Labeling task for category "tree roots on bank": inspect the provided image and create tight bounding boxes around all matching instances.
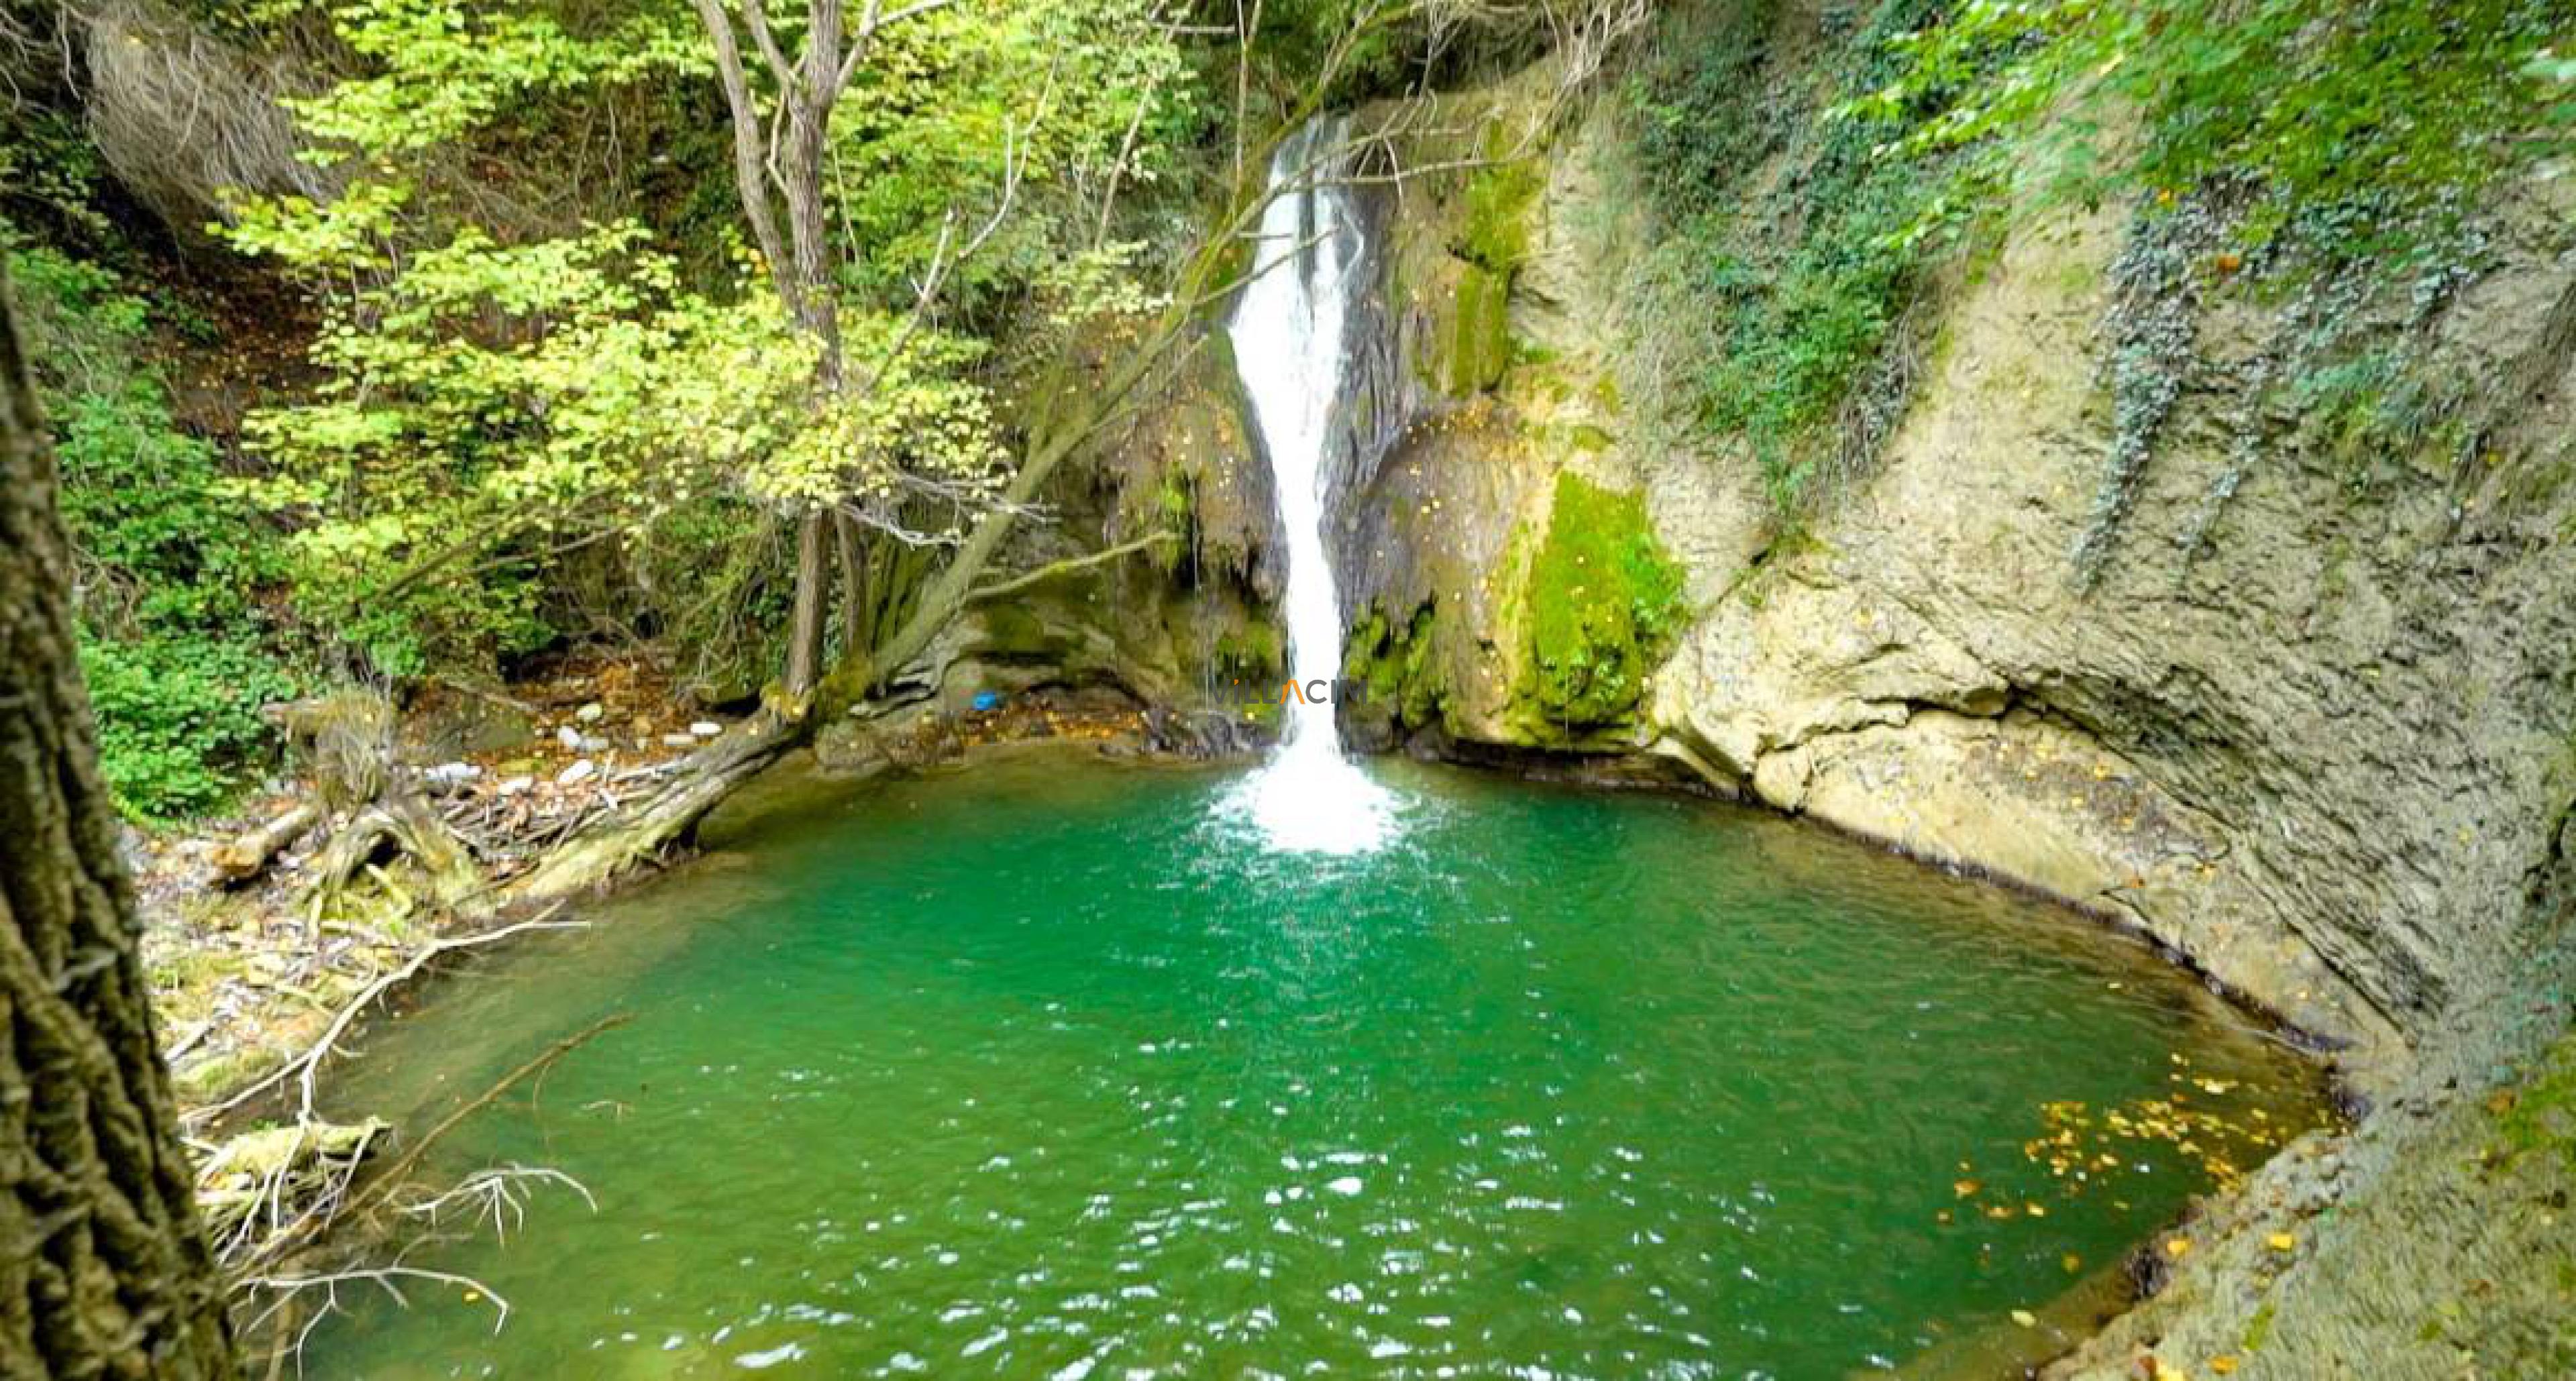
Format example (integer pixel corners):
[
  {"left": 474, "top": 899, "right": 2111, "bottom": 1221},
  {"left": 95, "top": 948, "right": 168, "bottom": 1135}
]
[
  {"left": 182, "top": 685, "right": 808, "bottom": 1361},
  {"left": 201, "top": 1010, "right": 633, "bottom": 1370}
]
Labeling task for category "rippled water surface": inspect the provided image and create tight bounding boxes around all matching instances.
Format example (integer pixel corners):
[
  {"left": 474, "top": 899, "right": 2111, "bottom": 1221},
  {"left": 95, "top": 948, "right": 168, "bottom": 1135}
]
[{"left": 310, "top": 753, "right": 2319, "bottom": 1378}]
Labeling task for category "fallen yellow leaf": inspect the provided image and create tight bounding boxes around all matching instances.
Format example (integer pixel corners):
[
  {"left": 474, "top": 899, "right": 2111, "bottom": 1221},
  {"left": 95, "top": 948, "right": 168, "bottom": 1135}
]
[
  {"left": 2211, "top": 1357, "right": 2238, "bottom": 1375},
  {"left": 2267, "top": 1232, "right": 2296, "bottom": 1252},
  {"left": 2165, "top": 1236, "right": 2193, "bottom": 1260}
]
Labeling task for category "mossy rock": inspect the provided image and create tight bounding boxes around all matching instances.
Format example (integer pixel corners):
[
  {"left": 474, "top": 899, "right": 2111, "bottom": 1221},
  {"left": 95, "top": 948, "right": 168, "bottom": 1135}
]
[
  {"left": 1511, "top": 472, "right": 1687, "bottom": 736},
  {"left": 1341, "top": 600, "right": 1448, "bottom": 735},
  {"left": 1452, "top": 146, "right": 1542, "bottom": 274},
  {"left": 1438, "top": 262, "right": 1513, "bottom": 396},
  {"left": 975, "top": 603, "right": 1084, "bottom": 659}
]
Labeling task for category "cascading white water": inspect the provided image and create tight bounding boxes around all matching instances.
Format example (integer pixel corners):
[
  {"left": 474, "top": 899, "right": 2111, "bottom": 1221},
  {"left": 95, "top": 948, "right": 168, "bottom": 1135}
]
[{"left": 1222, "top": 122, "right": 1396, "bottom": 854}]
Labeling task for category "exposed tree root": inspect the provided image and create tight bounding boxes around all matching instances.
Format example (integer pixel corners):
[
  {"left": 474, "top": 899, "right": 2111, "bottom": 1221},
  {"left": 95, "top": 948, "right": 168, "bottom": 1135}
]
[
  {"left": 305, "top": 792, "right": 483, "bottom": 931},
  {"left": 186, "top": 912, "right": 582, "bottom": 1134}
]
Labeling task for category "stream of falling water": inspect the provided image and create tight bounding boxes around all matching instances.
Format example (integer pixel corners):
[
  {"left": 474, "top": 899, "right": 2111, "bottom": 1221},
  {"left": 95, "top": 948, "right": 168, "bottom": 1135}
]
[{"left": 1222, "top": 121, "right": 1399, "bottom": 854}]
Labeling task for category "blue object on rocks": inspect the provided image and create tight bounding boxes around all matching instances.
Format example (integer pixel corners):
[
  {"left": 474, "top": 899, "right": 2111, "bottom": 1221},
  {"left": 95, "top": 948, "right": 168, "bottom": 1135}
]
[{"left": 971, "top": 691, "right": 1005, "bottom": 713}]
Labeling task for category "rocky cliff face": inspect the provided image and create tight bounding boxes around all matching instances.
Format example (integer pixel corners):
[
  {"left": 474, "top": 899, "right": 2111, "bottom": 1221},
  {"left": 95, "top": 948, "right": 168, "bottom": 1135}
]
[
  {"left": 1334, "top": 50, "right": 2576, "bottom": 1077},
  {"left": 1318, "top": 17, "right": 2576, "bottom": 1373}
]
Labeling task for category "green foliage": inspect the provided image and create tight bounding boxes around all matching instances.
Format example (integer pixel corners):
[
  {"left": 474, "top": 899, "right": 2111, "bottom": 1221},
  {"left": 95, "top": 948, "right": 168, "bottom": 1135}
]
[
  {"left": 1619, "top": 0, "right": 1957, "bottom": 514},
  {"left": 83, "top": 630, "right": 299, "bottom": 821},
  {"left": 1627, "top": 0, "right": 2572, "bottom": 545},
  {"left": 6, "top": 233, "right": 300, "bottom": 818},
  {"left": 213, "top": 0, "right": 1202, "bottom": 679},
  {"left": 1516, "top": 473, "right": 1685, "bottom": 733},
  {"left": 1625, "top": 0, "right": 1784, "bottom": 216},
  {"left": 832, "top": 0, "right": 1202, "bottom": 305},
  {"left": 1862, "top": 0, "right": 2576, "bottom": 258},
  {"left": 1854, "top": 1, "right": 2573, "bottom": 571}
]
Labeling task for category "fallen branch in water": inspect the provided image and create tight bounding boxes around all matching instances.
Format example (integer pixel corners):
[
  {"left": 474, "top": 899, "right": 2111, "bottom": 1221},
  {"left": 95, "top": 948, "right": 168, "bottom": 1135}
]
[
  {"left": 401, "top": 1163, "right": 596, "bottom": 1242},
  {"left": 189, "top": 908, "right": 582, "bottom": 1131},
  {"left": 221, "top": 1015, "right": 629, "bottom": 1364},
  {"left": 346, "top": 1013, "right": 635, "bottom": 1221},
  {"left": 241, "top": 1263, "right": 512, "bottom": 1365}
]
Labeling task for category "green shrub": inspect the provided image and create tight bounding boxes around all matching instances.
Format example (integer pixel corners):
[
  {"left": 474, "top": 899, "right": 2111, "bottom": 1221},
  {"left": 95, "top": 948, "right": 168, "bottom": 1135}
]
[
  {"left": 1619, "top": 0, "right": 1956, "bottom": 515},
  {"left": 7, "top": 232, "right": 302, "bottom": 818},
  {"left": 83, "top": 631, "right": 299, "bottom": 821}
]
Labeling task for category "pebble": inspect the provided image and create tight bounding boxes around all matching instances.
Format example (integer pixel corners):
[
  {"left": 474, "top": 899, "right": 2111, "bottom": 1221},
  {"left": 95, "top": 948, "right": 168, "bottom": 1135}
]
[
  {"left": 556, "top": 725, "right": 585, "bottom": 751},
  {"left": 690, "top": 720, "right": 722, "bottom": 738},
  {"left": 661, "top": 733, "right": 698, "bottom": 748},
  {"left": 498, "top": 775, "right": 535, "bottom": 797},
  {"left": 422, "top": 761, "right": 481, "bottom": 787},
  {"left": 576, "top": 702, "right": 605, "bottom": 724},
  {"left": 557, "top": 759, "right": 597, "bottom": 786}
]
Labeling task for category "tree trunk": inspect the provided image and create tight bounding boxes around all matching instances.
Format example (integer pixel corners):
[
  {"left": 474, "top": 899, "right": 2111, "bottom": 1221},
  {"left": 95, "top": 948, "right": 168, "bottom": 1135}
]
[
  {"left": 784, "top": 511, "right": 829, "bottom": 698},
  {"left": 834, "top": 511, "right": 867, "bottom": 658},
  {"left": 0, "top": 267, "right": 235, "bottom": 1375}
]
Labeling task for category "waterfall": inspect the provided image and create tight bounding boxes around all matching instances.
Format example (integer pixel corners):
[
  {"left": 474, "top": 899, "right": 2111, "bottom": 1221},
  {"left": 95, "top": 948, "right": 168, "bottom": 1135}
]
[{"left": 1222, "top": 121, "right": 1396, "bottom": 855}]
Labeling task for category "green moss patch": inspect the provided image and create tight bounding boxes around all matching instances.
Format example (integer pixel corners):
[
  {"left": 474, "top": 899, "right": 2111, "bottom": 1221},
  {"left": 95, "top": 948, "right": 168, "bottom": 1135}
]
[
  {"left": 1454, "top": 148, "right": 1542, "bottom": 274},
  {"left": 1439, "top": 263, "right": 1514, "bottom": 396},
  {"left": 1514, "top": 473, "right": 1687, "bottom": 734},
  {"left": 1342, "top": 601, "right": 1447, "bottom": 730},
  {"left": 2495, "top": 1025, "right": 2576, "bottom": 1171}
]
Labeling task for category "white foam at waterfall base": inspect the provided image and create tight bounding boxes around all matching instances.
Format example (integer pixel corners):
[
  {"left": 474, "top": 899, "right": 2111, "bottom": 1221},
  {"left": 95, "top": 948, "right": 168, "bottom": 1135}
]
[{"left": 1220, "top": 125, "right": 1397, "bottom": 855}]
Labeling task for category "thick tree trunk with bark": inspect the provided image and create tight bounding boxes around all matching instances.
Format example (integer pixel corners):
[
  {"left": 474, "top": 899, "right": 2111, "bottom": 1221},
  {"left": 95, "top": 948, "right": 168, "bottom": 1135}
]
[{"left": 0, "top": 268, "right": 235, "bottom": 1376}]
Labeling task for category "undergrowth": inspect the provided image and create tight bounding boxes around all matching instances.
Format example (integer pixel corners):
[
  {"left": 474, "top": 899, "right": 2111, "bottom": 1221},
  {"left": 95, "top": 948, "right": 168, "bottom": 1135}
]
[
  {"left": 1615, "top": 0, "right": 1961, "bottom": 518},
  {"left": 1619, "top": 0, "right": 2576, "bottom": 564},
  {"left": 7, "top": 230, "right": 301, "bottom": 819}
]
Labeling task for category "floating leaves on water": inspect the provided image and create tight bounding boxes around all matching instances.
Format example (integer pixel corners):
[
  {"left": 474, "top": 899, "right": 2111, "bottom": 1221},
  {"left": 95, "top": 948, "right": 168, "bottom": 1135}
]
[
  {"left": 2061, "top": 1253, "right": 2084, "bottom": 1274},
  {"left": 1953, "top": 1178, "right": 1982, "bottom": 1198},
  {"left": 2010, "top": 1309, "right": 2037, "bottom": 1327}
]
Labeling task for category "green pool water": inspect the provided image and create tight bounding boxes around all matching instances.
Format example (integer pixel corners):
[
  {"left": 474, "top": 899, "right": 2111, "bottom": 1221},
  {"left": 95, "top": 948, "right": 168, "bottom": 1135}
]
[{"left": 307, "top": 753, "right": 2320, "bottom": 1378}]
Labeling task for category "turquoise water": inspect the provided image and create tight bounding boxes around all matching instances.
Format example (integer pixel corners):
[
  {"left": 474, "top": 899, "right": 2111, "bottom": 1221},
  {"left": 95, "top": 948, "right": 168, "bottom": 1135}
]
[{"left": 308, "top": 753, "right": 2318, "bottom": 1378}]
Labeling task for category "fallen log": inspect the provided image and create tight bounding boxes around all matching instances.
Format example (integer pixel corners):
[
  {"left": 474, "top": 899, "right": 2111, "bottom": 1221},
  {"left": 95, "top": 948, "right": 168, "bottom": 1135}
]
[
  {"left": 506, "top": 710, "right": 800, "bottom": 904},
  {"left": 214, "top": 801, "right": 322, "bottom": 886}
]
